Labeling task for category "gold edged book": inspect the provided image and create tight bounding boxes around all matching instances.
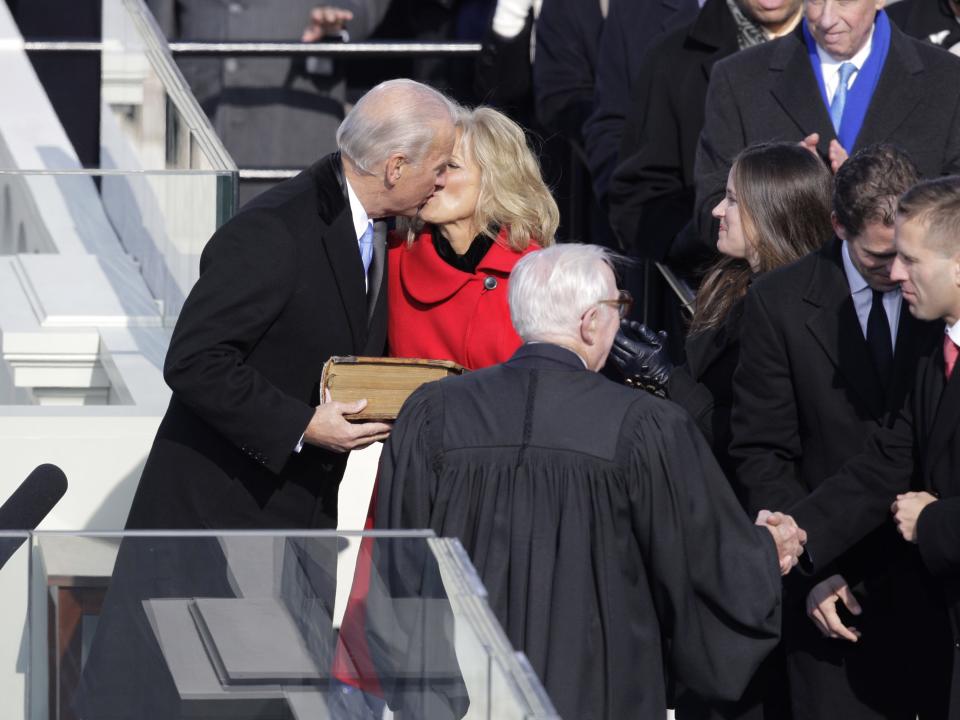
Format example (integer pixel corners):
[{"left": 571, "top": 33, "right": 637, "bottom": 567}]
[{"left": 320, "top": 356, "right": 467, "bottom": 421}]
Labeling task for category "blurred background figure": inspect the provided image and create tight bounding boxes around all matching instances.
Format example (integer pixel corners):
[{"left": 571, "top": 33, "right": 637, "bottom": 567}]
[
  {"left": 888, "top": 0, "right": 960, "bottom": 54},
  {"left": 388, "top": 106, "right": 557, "bottom": 370},
  {"left": 147, "top": 0, "right": 392, "bottom": 204},
  {"left": 583, "top": 0, "right": 698, "bottom": 210}
]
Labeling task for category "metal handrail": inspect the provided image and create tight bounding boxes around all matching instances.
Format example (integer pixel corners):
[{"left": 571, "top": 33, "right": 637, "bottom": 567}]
[
  {"left": 170, "top": 41, "right": 483, "bottom": 57},
  {"left": 17, "top": 40, "right": 483, "bottom": 57}
]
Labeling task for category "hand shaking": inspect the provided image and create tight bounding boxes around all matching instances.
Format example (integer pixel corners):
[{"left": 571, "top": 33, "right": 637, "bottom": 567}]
[{"left": 756, "top": 509, "right": 807, "bottom": 575}]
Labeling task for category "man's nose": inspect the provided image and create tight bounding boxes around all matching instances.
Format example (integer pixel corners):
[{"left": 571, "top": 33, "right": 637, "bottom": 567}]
[
  {"left": 889, "top": 257, "right": 906, "bottom": 282},
  {"left": 819, "top": 0, "right": 839, "bottom": 26}
]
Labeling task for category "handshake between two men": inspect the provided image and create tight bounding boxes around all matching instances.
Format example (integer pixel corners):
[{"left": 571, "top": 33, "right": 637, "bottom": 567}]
[{"left": 755, "top": 509, "right": 807, "bottom": 576}]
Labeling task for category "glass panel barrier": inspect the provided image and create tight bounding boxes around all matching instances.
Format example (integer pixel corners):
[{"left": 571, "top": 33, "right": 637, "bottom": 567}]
[
  {"left": 0, "top": 532, "right": 31, "bottom": 720},
  {"left": 20, "top": 531, "right": 558, "bottom": 720},
  {"left": 0, "top": 169, "right": 229, "bottom": 331},
  {"left": 0, "top": 0, "right": 237, "bottom": 327}
]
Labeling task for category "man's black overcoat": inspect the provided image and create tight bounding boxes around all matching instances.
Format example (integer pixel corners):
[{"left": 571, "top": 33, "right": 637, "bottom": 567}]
[
  {"left": 127, "top": 152, "right": 387, "bottom": 530},
  {"left": 789, "top": 325, "right": 960, "bottom": 717},
  {"left": 730, "top": 238, "right": 947, "bottom": 717}
]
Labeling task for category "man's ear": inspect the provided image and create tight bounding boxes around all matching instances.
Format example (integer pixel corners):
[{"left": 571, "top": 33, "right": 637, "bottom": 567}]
[
  {"left": 385, "top": 154, "right": 405, "bottom": 186},
  {"left": 831, "top": 212, "right": 848, "bottom": 242},
  {"left": 580, "top": 306, "right": 599, "bottom": 346}
]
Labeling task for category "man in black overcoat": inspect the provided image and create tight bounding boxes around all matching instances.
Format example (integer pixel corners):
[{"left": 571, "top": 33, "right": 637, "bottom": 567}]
[
  {"left": 783, "top": 176, "right": 960, "bottom": 717},
  {"left": 74, "top": 79, "right": 457, "bottom": 720},
  {"left": 692, "top": 0, "right": 960, "bottom": 255},
  {"left": 730, "top": 145, "right": 945, "bottom": 718},
  {"left": 126, "top": 79, "right": 457, "bottom": 532}
]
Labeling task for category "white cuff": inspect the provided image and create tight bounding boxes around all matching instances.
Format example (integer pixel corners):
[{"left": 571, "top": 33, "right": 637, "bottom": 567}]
[{"left": 492, "top": 0, "right": 533, "bottom": 38}]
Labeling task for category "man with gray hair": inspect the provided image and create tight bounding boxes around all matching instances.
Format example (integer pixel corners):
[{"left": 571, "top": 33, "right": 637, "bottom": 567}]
[
  {"left": 127, "top": 78, "right": 457, "bottom": 532},
  {"left": 74, "top": 79, "right": 456, "bottom": 720},
  {"left": 374, "top": 243, "right": 805, "bottom": 719}
]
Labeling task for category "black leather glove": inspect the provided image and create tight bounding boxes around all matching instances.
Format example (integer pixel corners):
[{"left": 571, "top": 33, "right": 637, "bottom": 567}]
[{"left": 609, "top": 320, "right": 675, "bottom": 395}]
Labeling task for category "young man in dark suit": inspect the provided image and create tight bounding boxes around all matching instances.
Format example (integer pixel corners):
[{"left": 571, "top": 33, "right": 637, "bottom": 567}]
[
  {"left": 730, "top": 144, "right": 943, "bottom": 719},
  {"left": 785, "top": 175, "right": 960, "bottom": 718},
  {"left": 692, "top": 0, "right": 960, "bottom": 255},
  {"left": 126, "top": 78, "right": 458, "bottom": 532}
]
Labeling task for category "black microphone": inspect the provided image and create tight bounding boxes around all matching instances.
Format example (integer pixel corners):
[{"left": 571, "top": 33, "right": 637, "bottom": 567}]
[{"left": 0, "top": 464, "right": 68, "bottom": 569}]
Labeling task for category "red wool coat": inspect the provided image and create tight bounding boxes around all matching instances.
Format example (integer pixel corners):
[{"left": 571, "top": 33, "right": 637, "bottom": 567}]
[{"left": 387, "top": 227, "right": 540, "bottom": 369}]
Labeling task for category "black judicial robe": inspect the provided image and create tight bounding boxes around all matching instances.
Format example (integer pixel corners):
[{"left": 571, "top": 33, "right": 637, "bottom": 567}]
[{"left": 375, "top": 342, "right": 784, "bottom": 720}]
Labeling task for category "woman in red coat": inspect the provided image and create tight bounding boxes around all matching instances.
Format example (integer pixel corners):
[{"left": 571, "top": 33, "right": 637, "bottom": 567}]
[{"left": 388, "top": 106, "right": 558, "bottom": 369}]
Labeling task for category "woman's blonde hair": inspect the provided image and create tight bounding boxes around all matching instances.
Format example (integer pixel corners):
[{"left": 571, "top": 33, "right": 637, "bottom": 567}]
[{"left": 401, "top": 106, "right": 558, "bottom": 250}]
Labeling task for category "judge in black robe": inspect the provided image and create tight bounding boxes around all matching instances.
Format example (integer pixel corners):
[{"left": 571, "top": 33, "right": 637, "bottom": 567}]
[
  {"left": 375, "top": 342, "right": 787, "bottom": 719},
  {"left": 371, "top": 244, "right": 797, "bottom": 719}
]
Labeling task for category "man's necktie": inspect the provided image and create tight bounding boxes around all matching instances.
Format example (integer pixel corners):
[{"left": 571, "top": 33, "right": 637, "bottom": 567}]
[
  {"left": 944, "top": 334, "right": 959, "bottom": 382},
  {"left": 359, "top": 221, "right": 374, "bottom": 278},
  {"left": 867, "top": 289, "right": 893, "bottom": 385},
  {"left": 830, "top": 62, "right": 856, "bottom": 134}
]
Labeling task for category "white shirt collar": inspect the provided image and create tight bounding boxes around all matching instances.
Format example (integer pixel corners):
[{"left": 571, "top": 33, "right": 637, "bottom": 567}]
[
  {"left": 946, "top": 318, "right": 960, "bottom": 347},
  {"left": 816, "top": 22, "right": 874, "bottom": 69},
  {"left": 343, "top": 173, "right": 371, "bottom": 241}
]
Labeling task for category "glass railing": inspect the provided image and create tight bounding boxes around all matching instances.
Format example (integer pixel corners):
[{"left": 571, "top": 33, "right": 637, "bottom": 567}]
[
  {"left": 0, "top": 532, "right": 30, "bottom": 719},
  {"left": 8, "top": 530, "right": 559, "bottom": 720},
  {"left": 0, "top": 0, "right": 237, "bottom": 327}
]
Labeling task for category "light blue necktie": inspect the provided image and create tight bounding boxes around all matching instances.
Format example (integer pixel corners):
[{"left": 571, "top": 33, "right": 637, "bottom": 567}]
[
  {"left": 359, "top": 221, "right": 374, "bottom": 278},
  {"left": 830, "top": 62, "right": 856, "bottom": 134}
]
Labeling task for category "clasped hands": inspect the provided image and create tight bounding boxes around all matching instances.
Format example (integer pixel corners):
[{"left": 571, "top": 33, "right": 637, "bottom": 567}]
[
  {"left": 755, "top": 510, "right": 807, "bottom": 575},
  {"left": 799, "top": 132, "right": 848, "bottom": 174},
  {"left": 804, "top": 491, "right": 937, "bottom": 643},
  {"left": 303, "top": 389, "right": 391, "bottom": 453}
]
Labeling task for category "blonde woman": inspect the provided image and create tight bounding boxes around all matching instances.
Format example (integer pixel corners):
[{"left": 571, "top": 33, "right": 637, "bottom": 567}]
[{"left": 387, "top": 106, "right": 558, "bottom": 369}]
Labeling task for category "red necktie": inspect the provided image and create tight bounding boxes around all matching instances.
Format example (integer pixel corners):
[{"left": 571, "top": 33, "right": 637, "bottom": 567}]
[{"left": 945, "top": 334, "right": 959, "bottom": 382}]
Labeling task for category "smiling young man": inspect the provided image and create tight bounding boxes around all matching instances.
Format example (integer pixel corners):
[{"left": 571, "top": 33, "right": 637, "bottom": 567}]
[{"left": 779, "top": 175, "right": 960, "bottom": 717}]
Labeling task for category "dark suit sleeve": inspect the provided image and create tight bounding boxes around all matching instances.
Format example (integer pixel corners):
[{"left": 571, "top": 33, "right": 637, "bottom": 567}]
[
  {"left": 533, "top": 0, "right": 600, "bottom": 144},
  {"left": 163, "top": 211, "right": 314, "bottom": 474},
  {"left": 667, "top": 365, "right": 721, "bottom": 449},
  {"left": 916, "top": 497, "right": 960, "bottom": 578},
  {"left": 584, "top": 0, "right": 697, "bottom": 203},
  {"left": 730, "top": 287, "right": 808, "bottom": 513},
  {"left": 943, "top": 97, "right": 960, "bottom": 176},
  {"left": 692, "top": 59, "right": 742, "bottom": 251},
  {"left": 788, "top": 410, "right": 915, "bottom": 573},
  {"left": 582, "top": 0, "right": 636, "bottom": 202},
  {"left": 608, "top": 42, "right": 691, "bottom": 259}
]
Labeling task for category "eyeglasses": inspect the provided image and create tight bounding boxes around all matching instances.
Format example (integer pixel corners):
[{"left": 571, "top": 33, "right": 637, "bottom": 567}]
[{"left": 596, "top": 289, "right": 634, "bottom": 319}]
